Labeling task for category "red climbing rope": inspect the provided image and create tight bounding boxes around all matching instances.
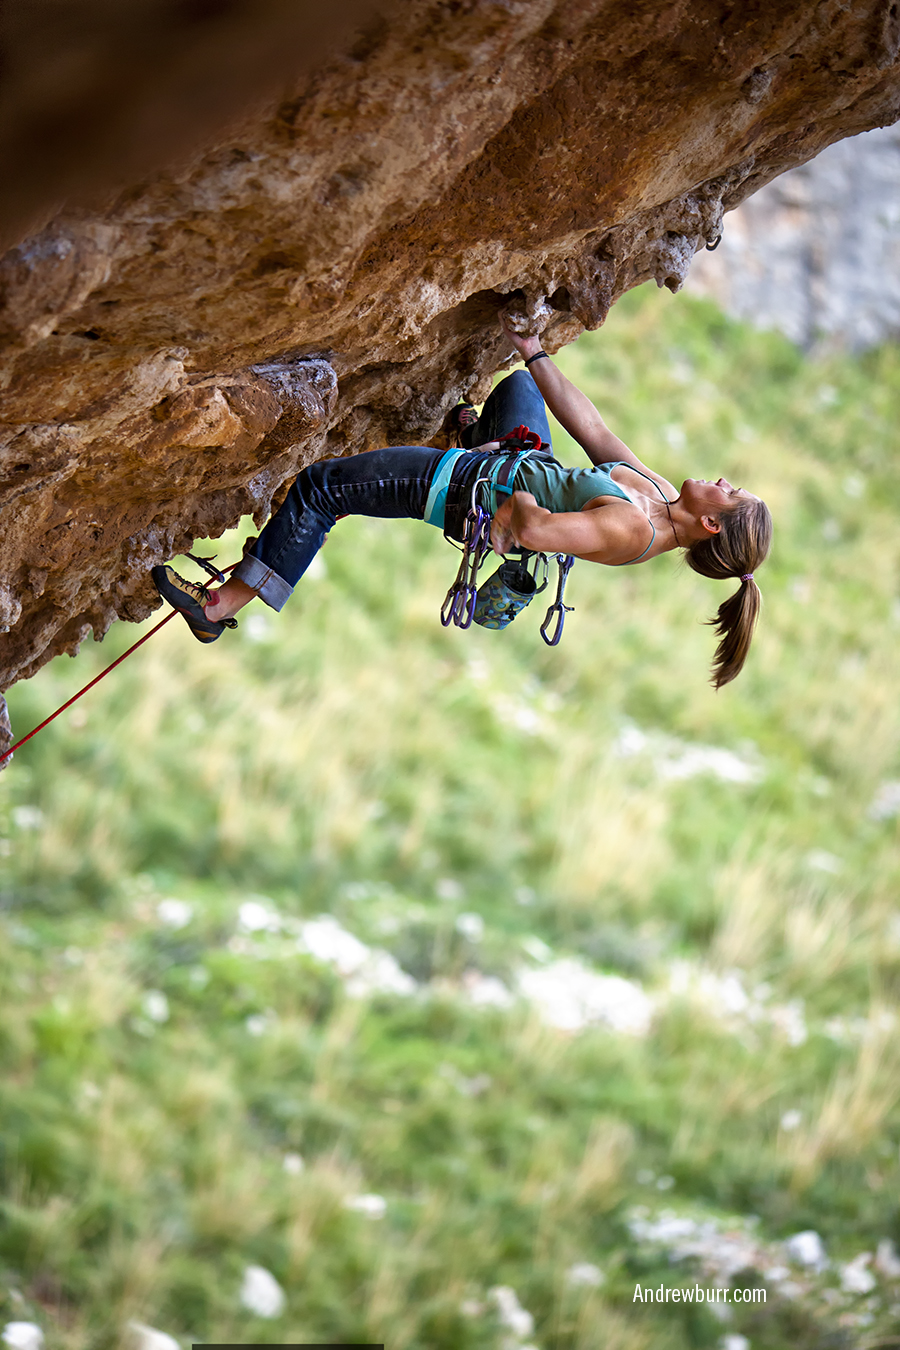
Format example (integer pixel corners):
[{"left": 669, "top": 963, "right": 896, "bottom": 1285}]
[
  {"left": 0, "top": 609, "right": 179, "bottom": 766},
  {"left": 0, "top": 556, "right": 239, "bottom": 766}
]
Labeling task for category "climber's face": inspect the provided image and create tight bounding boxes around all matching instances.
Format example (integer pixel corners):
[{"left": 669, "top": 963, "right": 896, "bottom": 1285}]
[{"left": 679, "top": 478, "right": 759, "bottom": 519}]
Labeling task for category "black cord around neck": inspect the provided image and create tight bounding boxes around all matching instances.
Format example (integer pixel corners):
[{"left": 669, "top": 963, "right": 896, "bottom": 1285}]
[{"left": 662, "top": 496, "right": 682, "bottom": 549}]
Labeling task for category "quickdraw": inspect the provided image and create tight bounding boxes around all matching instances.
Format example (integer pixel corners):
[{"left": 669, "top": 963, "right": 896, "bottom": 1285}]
[
  {"left": 440, "top": 425, "right": 576, "bottom": 646},
  {"left": 440, "top": 494, "right": 492, "bottom": 629},
  {"left": 539, "top": 553, "right": 575, "bottom": 646}
]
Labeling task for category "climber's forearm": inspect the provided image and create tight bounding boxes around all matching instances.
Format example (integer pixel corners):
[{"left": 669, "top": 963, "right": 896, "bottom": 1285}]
[
  {"left": 507, "top": 493, "right": 606, "bottom": 555},
  {"left": 500, "top": 311, "right": 633, "bottom": 464},
  {"left": 526, "top": 355, "right": 631, "bottom": 465}
]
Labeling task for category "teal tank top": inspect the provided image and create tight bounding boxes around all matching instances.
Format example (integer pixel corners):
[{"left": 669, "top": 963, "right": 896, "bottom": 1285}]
[
  {"left": 515, "top": 459, "right": 633, "bottom": 513},
  {"left": 514, "top": 458, "right": 667, "bottom": 565}
]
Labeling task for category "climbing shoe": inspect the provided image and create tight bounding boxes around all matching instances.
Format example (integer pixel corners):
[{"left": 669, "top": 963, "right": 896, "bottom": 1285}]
[
  {"left": 441, "top": 401, "right": 479, "bottom": 447},
  {"left": 151, "top": 564, "right": 238, "bottom": 643}
]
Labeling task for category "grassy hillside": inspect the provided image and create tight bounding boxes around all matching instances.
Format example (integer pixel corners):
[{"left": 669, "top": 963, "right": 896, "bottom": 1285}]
[{"left": 3, "top": 286, "right": 900, "bottom": 1349}]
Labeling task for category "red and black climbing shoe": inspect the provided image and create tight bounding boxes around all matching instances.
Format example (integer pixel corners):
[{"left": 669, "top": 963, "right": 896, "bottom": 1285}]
[
  {"left": 442, "top": 401, "right": 479, "bottom": 447},
  {"left": 151, "top": 564, "right": 238, "bottom": 644}
]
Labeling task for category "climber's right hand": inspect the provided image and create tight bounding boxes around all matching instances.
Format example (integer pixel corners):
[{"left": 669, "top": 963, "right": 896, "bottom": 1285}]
[{"left": 498, "top": 309, "right": 543, "bottom": 361}]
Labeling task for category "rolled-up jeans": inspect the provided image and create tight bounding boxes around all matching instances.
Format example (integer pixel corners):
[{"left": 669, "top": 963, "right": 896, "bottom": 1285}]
[{"left": 234, "top": 368, "right": 553, "bottom": 611}]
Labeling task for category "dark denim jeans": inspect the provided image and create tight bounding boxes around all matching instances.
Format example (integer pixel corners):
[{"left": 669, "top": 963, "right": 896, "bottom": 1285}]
[
  {"left": 460, "top": 366, "right": 552, "bottom": 450},
  {"left": 235, "top": 368, "right": 554, "bottom": 610}
]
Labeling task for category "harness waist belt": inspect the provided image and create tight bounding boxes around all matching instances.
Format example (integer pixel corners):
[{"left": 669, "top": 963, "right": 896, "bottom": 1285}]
[
  {"left": 484, "top": 448, "right": 535, "bottom": 513},
  {"left": 424, "top": 445, "right": 539, "bottom": 530},
  {"left": 424, "top": 448, "right": 466, "bottom": 528}
]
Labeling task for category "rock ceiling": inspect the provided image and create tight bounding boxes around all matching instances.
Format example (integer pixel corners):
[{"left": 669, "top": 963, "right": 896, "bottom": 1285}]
[{"left": 1, "top": 0, "right": 900, "bottom": 718}]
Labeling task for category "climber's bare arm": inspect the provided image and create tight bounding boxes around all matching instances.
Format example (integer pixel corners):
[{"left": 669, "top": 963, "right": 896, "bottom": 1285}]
[
  {"left": 491, "top": 491, "right": 652, "bottom": 564},
  {"left": 499, "top": 314, "right": 667, "bottom": 483}
]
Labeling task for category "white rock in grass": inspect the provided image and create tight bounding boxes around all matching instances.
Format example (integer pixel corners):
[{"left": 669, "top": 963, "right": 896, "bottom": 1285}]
[
  {"left": 344, "top": 1193, "right": 387, "bottom": 1219},
  {"left": 2, "top": 1326, "right": 44, "bottom": 1350},
  {"left": 238, "top": 898, "right": 282, "bottom": 933},
  {"left": 239, "top": 1265, "right": 285, "bottom": 1318},
  {"left": 345, "top": 950, "right": 417, "bottom": 999},
  {"left": 806, "top": 849, "right": 842, "bottom": 874},
  {"left": 521, "top": 936, "right": 551, "bottom": 963},
  {"left": 11, "top": 806, "right": 43, "bottom": 831},
  {"left": 876, "top": 1239, "right": 900, "bottom": 1279},
  {"left": 667, "top": 960, "right": 807, "bottom": 1046},
  {"left": 242, "top": 613, "right": 272, "bottom": 642},
  {"left": 785, "top": 1230, "right": 828, "bottom": 1271},
  {"left": 463, "top": 971, "right": 515, "bottom": 1009},
  {"left": 659, "top": 744, "right": 762, "bottom": 785},
  {"left": 297, "top": 915, "right": 371, "bottom": 971},
  {"left": 613, "top": 721, "right": 763, "bottom": 785},
  {"left": 566, "top": 1262, "right": 604, "bottom": 1287},
  {"left": 780, "top": 1109, "right": 802, "bottom": 1131},
  {"left": 142, "top": 990, "right": 170, "bottom": 1023},
  {"left": 518, "top": 959, "right": 653, "bottom": 1035},
  {"left": 126, "top": 1321, "right": 181, "bottom": 1350},
  {"left": 282, "top": 1152, "right": 304, "bottom": 1175},
  {"left": 488, "top": 1286, "right": 534, "bottom": 1338},
  {"left": 840, "top": 1253, "right": 876, "bottom": 1294},
  {"left": 720, "top": 1336, "right": 750, "bottom": 1350},
  {"left": 869, "top": 781, "right": 900, "bottom": 821},
  {"left": 156, "top": 898, "right": 193, "bottom": 929},
  {"left": 768, "top": 994, "right": 808, "bottom": 1046},
  {"left": 459, "top": 1073, "right": 492, "bottom": 1097},
  {"left": 629, "top": 1209, "right": 774, "bottom": 1289},
  {"left": 296, "top": 916, "right": 416, "bottom": 998},
  {"left": 455, "top": 912, "right": 485, "bottom": 941}
]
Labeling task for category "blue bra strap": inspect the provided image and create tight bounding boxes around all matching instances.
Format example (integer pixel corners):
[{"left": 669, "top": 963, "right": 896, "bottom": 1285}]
[
  {"left": 616, "top": 521, "right": 656, "bottom": 566},
  {"left": 601, "top": 461, "right": 673, "bottom": 566}
]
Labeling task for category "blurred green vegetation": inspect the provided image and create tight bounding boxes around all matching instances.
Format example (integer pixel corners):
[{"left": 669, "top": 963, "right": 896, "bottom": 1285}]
[{"left": 3, "top": 285, "right": 900, "bottom": 1348}]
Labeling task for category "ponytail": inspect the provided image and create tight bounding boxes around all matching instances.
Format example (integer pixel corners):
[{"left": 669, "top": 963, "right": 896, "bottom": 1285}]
[{"left": 684, "top": 497, "right": 772, "bottom": 688}]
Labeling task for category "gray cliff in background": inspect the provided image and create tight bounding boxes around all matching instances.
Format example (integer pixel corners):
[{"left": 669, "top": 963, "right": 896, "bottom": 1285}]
[{"left": 686, "top": 124, "right": 900, "bottom": 351}]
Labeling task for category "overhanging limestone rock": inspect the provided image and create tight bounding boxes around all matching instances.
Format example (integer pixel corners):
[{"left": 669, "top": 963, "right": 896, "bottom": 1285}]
[{"left": 1, "top": 0, "right": 900, "bottom": 705}]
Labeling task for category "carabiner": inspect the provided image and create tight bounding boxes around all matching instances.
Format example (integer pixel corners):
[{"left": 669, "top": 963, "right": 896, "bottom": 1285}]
[
  {"left": 186, "top": 552, "right": 227, "bottom": 584},
  {"left": 539, "top": 554, "right": 574, "bottom": 647},
  {"left": 442, "top": 503, "right": 491, "bottom": 628}
]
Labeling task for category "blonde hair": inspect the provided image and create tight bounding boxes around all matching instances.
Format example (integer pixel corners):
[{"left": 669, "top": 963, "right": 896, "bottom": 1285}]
[{"left": 685, "top": 496, "right": 773, "bottom": 688}]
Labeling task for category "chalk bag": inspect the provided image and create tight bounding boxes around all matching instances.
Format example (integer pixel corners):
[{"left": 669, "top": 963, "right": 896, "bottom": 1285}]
[{"left": 473, "top": 558, "right": 542, "bottom": 629}]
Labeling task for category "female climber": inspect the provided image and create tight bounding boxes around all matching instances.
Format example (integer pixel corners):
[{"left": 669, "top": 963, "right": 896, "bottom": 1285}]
[{"left": 152, "top": 315, "right": 772, "bottom": 688}]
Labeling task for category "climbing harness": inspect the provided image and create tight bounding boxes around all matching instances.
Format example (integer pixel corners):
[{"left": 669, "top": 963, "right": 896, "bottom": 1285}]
[
  {"left": 439, "top": 425, "right": 576, "bottom": 645},
  {"left": 0, "top": 555, "right": 235, "bottom": 766}
]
